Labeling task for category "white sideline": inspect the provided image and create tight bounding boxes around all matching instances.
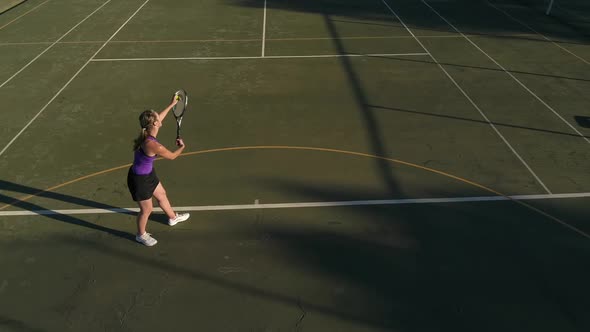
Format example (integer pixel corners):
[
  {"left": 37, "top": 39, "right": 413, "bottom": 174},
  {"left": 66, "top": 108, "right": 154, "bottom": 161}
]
[
  {"left": 0, "top": 0, "right": 151, "bottom": 158},
  {"left": 381, "top": 0, "right": 552, "bottom": 194},
  {"left": 0, "top": 0, "right": 112, "bottom": 89}
]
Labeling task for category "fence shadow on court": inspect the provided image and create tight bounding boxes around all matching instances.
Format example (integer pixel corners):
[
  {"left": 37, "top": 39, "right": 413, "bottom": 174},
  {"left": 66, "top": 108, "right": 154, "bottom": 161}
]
[
  {"left": 369, "top": 104, "right": 590, "bottom": 139},
  {"left": 0, "top": 314, "right": 46, "bottom": 332},
  {"left": 245, "top": 176, "right": 590, "bottom": 330},
  {"left": 231, "top": 0, "right": 590, "bottom": 43},
  {"left": 574, "top": 115, "right": 590, "bottom": 128},
  {"left": 222, "top": 0, "right": 590, "bottom": 330}
]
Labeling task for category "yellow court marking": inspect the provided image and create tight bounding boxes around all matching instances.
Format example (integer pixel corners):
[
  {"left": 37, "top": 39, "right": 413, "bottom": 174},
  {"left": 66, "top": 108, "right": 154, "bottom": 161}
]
[{"left": 1, "top": 145, "right": 589, "bottom": 240}]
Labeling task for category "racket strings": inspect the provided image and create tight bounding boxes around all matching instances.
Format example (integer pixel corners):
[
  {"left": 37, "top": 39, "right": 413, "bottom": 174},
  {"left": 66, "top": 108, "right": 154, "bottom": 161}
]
[{"left": 173, "top": 92, "right": 186, "bottom": 118}]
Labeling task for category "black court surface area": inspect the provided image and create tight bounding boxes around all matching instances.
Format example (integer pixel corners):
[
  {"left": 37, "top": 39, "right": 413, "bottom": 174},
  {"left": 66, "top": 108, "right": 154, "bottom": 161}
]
[{"left": 1, "top": 0, "right": 590, "bottom": 331}]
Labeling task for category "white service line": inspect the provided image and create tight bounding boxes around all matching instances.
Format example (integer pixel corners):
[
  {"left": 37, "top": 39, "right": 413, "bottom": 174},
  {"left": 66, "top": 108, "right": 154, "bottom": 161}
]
[
  {"left": 421, "top": 0, "right": 590, "bottom": 144},
  {"left": 0, "top": 0, "right": 51, "bottom": 30},
  {"left": 0, "top": 34, "right": 507, "bottom": 46},
  {"left": 90, "top": 52, "right": 429, "bottom": 62},
  {"left": 0, "top": 0, "right": 112, "bottom": 89},
  {"left": 486, "top": 0, "right": 590, "bottom": 66},
  {"left": 381, "top": 0, "right": 552, "bottom": 194},
  {"left": 262, "top": 0, "right": 267, "bottom": 57},
  {"left": 1, "top": 192, "right": 589, "bottom": 217},
  {"left": 0, "top": 0, "right": 151, "bottom": 159}
]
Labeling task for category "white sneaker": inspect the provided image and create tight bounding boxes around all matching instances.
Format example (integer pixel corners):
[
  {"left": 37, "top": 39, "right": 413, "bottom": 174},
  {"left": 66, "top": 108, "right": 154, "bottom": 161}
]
[
  {"left": 168, "top": 212, "right": 190, "bottom": 226},
  {"left": 136, "top": 232, "right": 157, "bottom": 246}
]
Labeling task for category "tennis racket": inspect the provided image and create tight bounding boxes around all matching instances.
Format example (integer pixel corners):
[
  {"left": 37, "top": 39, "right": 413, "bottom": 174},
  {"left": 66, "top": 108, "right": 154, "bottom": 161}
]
[{"left": 172, "top": 89, "right": 188, "bottom": 142}]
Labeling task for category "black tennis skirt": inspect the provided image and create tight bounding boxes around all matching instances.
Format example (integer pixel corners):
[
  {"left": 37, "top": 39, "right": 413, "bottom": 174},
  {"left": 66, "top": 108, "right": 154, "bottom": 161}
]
[{"left": 127, "top": 167, "right": 160, "bottom": 201}]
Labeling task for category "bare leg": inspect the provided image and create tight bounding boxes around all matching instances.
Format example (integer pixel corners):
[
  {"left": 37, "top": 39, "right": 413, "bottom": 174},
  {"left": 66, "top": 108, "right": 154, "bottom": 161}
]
[
  {"left": 153, "top": 182, "right": 176, "bottom": 219},
  {"left": 136, "top": 198, "right": 153, "bottom": 235}
]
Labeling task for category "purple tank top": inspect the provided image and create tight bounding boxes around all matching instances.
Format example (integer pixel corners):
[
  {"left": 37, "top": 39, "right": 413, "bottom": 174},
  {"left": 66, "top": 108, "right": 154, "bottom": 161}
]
[{"left": 132, "top": 136, "right": 158, "bottom": 175}]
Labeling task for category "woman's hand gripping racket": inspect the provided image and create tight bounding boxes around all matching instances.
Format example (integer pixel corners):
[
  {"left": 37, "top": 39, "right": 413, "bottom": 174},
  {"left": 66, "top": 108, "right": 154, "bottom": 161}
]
[{"left": 172, "top": 89, "right": 188, "bottom": 146}]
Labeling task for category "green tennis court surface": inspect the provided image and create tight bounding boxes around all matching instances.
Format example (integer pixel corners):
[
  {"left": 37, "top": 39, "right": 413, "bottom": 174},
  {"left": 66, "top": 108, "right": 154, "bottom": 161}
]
[{"left": 1, "top": 0, "right": 589, "bottom": 331}]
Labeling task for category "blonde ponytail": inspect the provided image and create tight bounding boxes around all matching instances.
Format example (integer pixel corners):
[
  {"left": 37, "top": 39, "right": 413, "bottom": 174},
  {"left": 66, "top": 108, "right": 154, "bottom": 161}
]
[
  {"left": 132, "top": 110, "right": 158, "bottom": 150},
  {"left": 132, "top": 128, "right": 148, "bottom": 150}
]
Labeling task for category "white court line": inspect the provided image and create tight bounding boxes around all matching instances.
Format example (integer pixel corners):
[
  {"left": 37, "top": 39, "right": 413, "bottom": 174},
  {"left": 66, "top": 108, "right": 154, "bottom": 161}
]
[
  {"left": 0, "top": 0, "right": 112, "bottom": 89},
  {"left": 90, "top": 52, "right": 429, "bottom": 62},
  {"left": 1, "top": 192, "right": 589, "bottom": 217},
  {"left": 1, "top": 34, "right": 532, "bottom": 46},
  {"left": 262, "top": 0, "right": 267, "bottom": 57},
  {"left": 486, "top": 0, "right": 590, "bottom": 66},
  {"left": 0, "top": 0, "right": 51, "bottom": 30},
  {"left": 381, "top": 0, "right": 552, "bottom": 194},
  {"left": 421, "top": 0, "right": 590, "bottom": 144},
  {"left": 0, "top": 0, "right": 151, "bottom": 159}
]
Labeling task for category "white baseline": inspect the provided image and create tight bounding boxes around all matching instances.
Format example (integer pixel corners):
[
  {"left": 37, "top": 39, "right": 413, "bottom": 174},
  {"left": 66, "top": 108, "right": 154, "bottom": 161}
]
[{"left": 1, "top": 192, "right": 589, "bottom": 216}]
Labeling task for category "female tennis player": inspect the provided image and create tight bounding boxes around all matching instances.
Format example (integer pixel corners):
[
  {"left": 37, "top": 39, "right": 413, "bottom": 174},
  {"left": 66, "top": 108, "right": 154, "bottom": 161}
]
[{"left": 127, "top": 96, "right": 190, "bottom": 246}]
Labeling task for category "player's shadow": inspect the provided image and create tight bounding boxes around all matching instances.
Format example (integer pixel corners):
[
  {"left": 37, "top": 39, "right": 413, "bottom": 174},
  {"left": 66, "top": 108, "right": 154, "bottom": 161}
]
[{"left": 0, "top": 180, "right": 166, "bottom": 242}]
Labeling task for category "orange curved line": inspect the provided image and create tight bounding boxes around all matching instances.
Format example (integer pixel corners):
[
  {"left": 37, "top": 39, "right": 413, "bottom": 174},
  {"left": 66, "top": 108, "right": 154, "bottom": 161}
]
[
  {"left": 1, "top": 145, "right": 587, "bottom": 240},
  {"left": 181, "top": 146, "right": 504, "bottom": 194},
  {"left": 2, "top": 145, "right": 500, "bottom": 209}
]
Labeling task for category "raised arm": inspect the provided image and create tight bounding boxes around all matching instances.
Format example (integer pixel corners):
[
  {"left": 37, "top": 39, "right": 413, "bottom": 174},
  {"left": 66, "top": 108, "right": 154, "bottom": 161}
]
[{"left": 158, "top": 96, "right": 179, "bottom": 122}]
